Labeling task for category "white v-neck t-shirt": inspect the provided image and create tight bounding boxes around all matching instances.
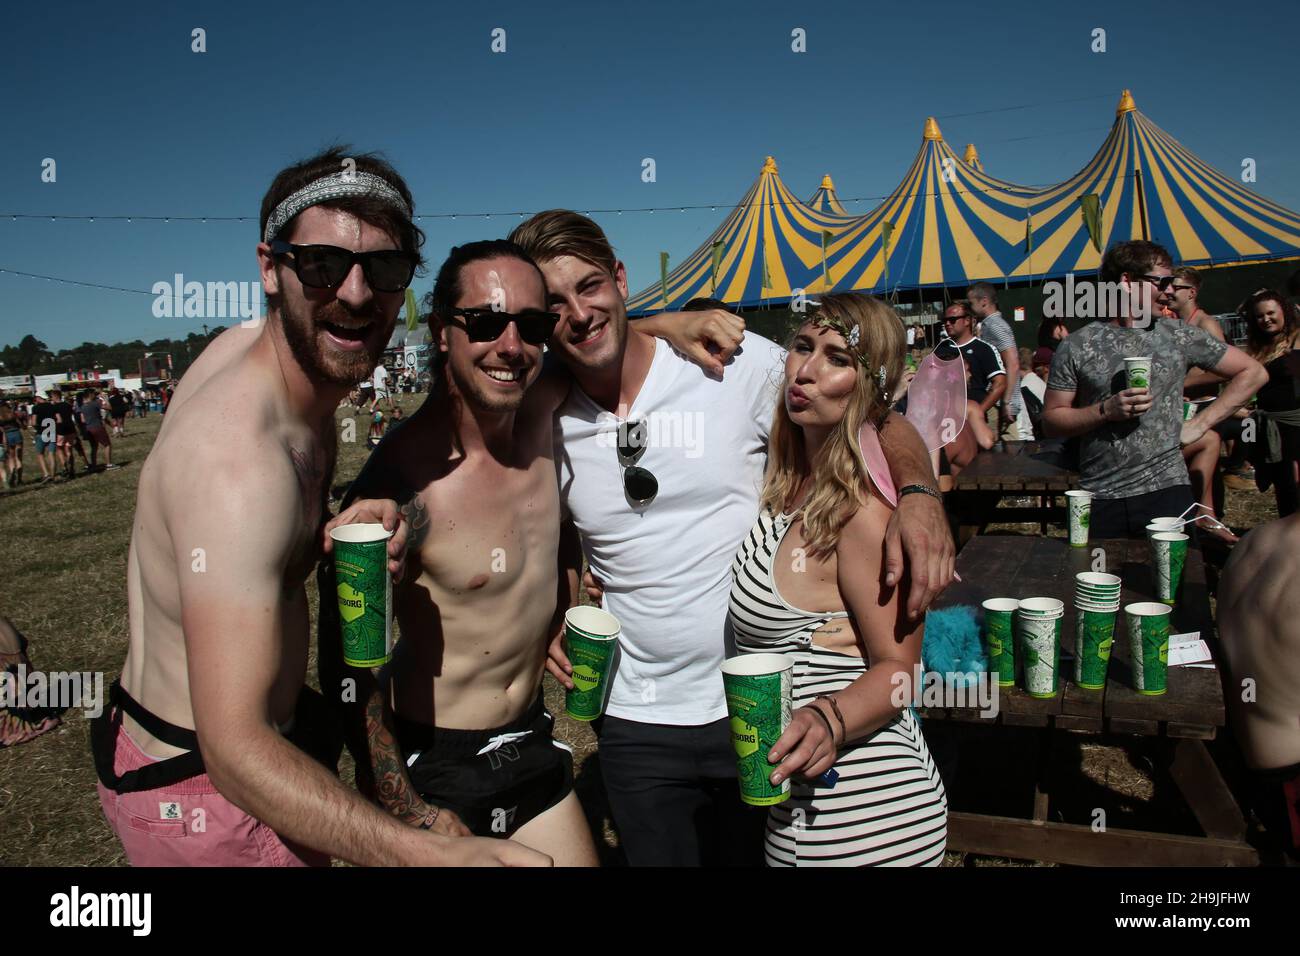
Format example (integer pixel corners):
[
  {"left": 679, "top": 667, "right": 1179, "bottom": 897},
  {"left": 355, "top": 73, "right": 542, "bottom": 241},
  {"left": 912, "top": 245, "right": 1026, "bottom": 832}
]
[{"left": 556, "top": 333, "right": 785, "bottom": 724}]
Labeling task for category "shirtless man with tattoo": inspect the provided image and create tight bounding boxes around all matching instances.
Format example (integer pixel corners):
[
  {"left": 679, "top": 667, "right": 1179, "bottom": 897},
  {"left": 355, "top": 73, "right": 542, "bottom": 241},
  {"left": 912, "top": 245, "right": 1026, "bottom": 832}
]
[
  {"left": 324, "top": 240, "right": 725, "bottom": 863},
  {"left": 92, "top": 148, "right": 546, "bottom": 867}
]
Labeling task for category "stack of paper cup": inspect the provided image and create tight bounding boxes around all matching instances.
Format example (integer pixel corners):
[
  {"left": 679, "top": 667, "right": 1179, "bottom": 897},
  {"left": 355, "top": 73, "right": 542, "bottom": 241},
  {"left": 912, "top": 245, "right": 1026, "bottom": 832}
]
[
  {"left": 1074, "top": 572, "right": 1121, "bottom": 689},
  {"left": 1149, "top": 531, "right": 1189, "bottom": 605},
  {"left": 1065, "top": 490, "right": 1094, "bottom": 548},
  {"left": 1016, "top": 598, "right": 1063, "bottom": 699},
  {"left": 1125, "top": 602, "right": 1172, "bottom": 695}
]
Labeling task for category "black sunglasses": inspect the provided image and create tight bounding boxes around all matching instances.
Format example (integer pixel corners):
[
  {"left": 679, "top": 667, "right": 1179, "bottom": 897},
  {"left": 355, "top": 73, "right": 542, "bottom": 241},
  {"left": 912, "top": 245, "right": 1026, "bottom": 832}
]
[
  {"left": 271, "top": 240, "right": 416, "bottom": 293},
  {"left": 943, "top": 314, "right": 970, "bottom": 323},
  {"left": 1135, "top": 274, "right": 1177, "bottom": 292},
  {"left": 446, "top": 308, "right": 560, "bottom": 346},
  {"left": 617, "top": 420, "right": 658, "bottom": 506}
]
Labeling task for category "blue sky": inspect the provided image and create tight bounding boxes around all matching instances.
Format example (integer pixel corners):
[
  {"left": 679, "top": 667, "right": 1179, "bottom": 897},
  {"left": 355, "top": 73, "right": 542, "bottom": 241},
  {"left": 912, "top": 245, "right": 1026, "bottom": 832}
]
[{"left": 2, "top": 0, "right": 1297, "bottom": 350}]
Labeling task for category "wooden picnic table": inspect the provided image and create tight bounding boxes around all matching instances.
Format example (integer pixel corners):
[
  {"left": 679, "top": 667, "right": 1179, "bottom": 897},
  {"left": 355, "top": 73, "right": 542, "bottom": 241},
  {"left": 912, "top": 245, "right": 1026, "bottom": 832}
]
[
  {"left": 947, "top": 440, "right": 1078, "bottom": 540},
  {"left": 922, "top": 535, "right": 1257, "bottom": 866}
]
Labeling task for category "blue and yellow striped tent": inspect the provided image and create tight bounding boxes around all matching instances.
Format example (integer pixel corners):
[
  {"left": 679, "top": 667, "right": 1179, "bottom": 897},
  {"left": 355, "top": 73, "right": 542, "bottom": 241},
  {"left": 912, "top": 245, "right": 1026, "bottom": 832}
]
[
  {"left": 627, "top": 90, "right": 1300, "bottom": 313},
  {"left": 1013, "top": 90, "right": 1300, "bottom": 280},
  {"left": 624, "top": 156, "right": 855, "bottom": 314},
  {"left": 807, "top": 174, "right": 848, "bottom": 214}
]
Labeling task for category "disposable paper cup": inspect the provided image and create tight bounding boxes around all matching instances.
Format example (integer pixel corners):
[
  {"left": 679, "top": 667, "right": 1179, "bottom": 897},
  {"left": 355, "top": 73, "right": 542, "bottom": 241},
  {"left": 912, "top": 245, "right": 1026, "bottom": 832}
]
[
  {"left": 1146, "top": 517, "right": 1182, "bottom": 543},
  {"left": 1124, "top": 356, "right": 1152, "bottom": 390},
  {"left": 1182, "top": 400, "right": 1196, "bottom": 422},
  {"left": 1015, "top": 608, "right": 1061, "bottom": 699},
  {"left": 982, "top": 598, "right": 1019, "bottom": 687},
  {"left": 1017, "top": 597, "right": 1065, "bottom": 618},
  {"left": 563, "top": 606, "right": 622, "bottom": 721},
  {"left": 330, "top": 523, "right": 394, "bottom": 667},
  {"left": 1076, "top": 572, "right": 1121, "bottom": 590},
  {"left": 1075, "top": 599, "right": 1121, "bottom": 613},
  {"left": 1125, "top": 602, "right": 1172, "bottom": 695},
  {"left": 1149, "top": 532, "right": 1189, "bottom": 605},
  {"left": 1065, "top": 490, "right": 1093, "bottom": 547},
  {"left": 721, "top": 653, "right": 794, "bottom": 806},
  {"left": 1074, "top": 605, "right": 1117, "bottom": 689}
]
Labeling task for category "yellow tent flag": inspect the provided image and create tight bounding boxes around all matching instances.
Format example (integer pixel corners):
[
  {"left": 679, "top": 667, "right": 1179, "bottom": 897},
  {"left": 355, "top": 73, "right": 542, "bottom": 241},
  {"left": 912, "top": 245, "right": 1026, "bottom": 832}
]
[
  {"left": 405, "top": 288, "right": 420, "bottom": 332},
  {"left": 881, "top": 220, "right": 895, "bottom": 291},
  {"left": 710, "top": 240, "right": 724, "bottom": 294},
  {"left": 659, "top": 252, "right": 670, "bottom": 308},
  {"left": 761, "top": 245, "right": 772, "bottom": 292},
  {"left": 1024, "top": 214, "right": 1034, "bottom": 255},
  {"left": 1079, "top": 194, "right": 1103, "bottom": 253},
  {"left": 820, "top": 230, "right": 831, "bottom": 287}
]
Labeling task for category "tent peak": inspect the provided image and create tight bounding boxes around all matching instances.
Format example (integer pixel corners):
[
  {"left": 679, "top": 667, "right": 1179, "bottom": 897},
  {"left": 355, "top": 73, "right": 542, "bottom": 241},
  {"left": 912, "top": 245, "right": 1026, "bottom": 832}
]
[
  {"left": 923, "top": 117, "right": 942, "bottom": 142},
  {"left": 762, "top": 155, "right": 778, "bottom": 174},
  {"left": 1117, "top": 89, "right": 1136, "bottom": 115},
  {"left": 819, "top": 173, "right": 835, "bottom": 190},
  {"left": 963, "top": 143, "right": 979, "bottom": 164}
]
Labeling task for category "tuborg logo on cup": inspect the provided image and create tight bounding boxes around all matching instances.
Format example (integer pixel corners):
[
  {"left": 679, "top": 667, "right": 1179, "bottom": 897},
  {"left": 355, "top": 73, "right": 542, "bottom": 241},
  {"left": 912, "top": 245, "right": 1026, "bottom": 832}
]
[
  {"left": 730, "top": 715, "right": 760, "bottom": 759},
  {"left": 336, "top": 582, "right": 366, "bottom": 624},
  {"left": 570, "top": 664, "right": 600, "bottom": 693}
]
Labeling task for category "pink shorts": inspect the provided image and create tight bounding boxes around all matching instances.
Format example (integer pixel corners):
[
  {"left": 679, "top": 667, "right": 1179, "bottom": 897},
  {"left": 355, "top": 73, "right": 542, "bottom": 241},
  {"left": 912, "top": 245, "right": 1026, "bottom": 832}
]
[{"left": 96, "top": 721, "right": 329, "bottom": 867}]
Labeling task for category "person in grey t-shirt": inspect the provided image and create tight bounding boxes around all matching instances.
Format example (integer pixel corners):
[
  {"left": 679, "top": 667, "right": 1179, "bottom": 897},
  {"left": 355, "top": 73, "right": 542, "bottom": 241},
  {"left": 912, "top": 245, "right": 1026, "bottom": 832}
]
[
  {"left": 1042, "top": 241, "right": 1266, "bottom": 538},
  {"left": 968, "top": 282, "right": 1021, "bottom": 440}
]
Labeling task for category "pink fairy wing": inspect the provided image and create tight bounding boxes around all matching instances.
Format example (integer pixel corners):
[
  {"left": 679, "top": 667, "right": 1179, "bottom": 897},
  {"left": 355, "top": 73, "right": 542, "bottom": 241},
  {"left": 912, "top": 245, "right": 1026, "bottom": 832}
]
[
  {"left": 857, "top": 420, "right": 897, "bottom": 506},
  {"left": 905, "top": 350, "right": 968, "bottom": 452}
]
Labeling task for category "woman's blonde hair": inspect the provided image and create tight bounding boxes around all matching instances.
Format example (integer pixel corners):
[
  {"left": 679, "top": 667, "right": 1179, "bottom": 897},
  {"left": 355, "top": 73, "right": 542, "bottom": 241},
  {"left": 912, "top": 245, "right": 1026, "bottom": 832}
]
[{"left": 760, "top": 293, "right": 906, "bottom": 560}]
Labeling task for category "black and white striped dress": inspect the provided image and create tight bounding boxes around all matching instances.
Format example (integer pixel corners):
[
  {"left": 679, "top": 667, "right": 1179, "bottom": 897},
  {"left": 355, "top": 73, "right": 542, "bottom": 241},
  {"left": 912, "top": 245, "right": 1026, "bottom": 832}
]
[{"left": 727, "top": 509, "right": 948, "bottom": 867}]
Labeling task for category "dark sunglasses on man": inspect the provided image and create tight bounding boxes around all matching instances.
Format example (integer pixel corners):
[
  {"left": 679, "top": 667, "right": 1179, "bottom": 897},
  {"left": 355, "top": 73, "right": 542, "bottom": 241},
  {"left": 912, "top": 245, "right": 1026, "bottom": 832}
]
[
  {"left": 616, "top": 419, "right": 658, "bottom": 506},
  {"left": 1133, "top": 273, "right": 1178, "bottom": 292},
  {"left": 270, "top": 240, "right": 417, "bottom": 293},
  {"left": 445, "top": 308, "right": 561, "bottom": 346}
]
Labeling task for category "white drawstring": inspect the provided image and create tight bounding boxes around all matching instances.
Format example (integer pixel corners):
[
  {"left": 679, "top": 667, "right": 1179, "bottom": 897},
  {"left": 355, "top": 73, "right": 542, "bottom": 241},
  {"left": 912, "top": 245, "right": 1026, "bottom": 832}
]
[{"left": 475, "top": 730, "right": 532, "bottom": 756}]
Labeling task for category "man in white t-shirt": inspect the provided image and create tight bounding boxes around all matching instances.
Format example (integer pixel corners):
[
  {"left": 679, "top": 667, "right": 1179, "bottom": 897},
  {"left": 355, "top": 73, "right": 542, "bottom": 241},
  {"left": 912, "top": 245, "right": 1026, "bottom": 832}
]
[
  {"left": 369, "top": 361, "right": 393, "bottom": 412},
  {"left": 510, "top": 210, "right": 956, "bottom": 866}
]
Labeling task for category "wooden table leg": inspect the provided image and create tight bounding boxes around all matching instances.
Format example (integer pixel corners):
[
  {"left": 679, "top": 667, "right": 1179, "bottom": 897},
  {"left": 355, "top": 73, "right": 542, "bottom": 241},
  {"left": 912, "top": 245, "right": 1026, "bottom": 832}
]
[
  {"left": 1165, "top": 737, "right": 1251, "bottom": 843},
  {"left": 1032, "top": 728, "right": 1055, "bottom": 823}
]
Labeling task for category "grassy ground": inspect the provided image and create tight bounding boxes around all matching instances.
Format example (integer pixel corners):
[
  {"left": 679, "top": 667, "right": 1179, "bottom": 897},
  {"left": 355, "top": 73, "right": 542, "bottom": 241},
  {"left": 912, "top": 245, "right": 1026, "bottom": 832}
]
[{"left": 0, "top": 395, "right": 1280, "bottom": 866}]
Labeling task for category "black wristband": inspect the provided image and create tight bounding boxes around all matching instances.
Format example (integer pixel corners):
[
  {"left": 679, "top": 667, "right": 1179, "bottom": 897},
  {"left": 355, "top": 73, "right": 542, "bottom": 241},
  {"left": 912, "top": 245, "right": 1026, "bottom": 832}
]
[{"left": 898, "top": 483, "right": 943, "bottom": 503}]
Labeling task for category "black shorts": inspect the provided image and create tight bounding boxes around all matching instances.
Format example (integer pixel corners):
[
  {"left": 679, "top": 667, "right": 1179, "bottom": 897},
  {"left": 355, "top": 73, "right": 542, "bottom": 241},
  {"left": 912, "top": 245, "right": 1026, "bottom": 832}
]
[{"left": 396, "top": 692, "right": 574, "bottom": 838}]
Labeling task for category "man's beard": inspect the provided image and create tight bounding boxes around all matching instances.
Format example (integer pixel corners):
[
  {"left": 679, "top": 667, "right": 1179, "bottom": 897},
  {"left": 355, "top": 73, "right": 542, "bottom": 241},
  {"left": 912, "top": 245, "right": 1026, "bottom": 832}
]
[
  {"left": 446, "top": 351, "right": 528, "bottom": 414},
  {"left": 280, "top": 297, "right": 389, "bottom": 388}
]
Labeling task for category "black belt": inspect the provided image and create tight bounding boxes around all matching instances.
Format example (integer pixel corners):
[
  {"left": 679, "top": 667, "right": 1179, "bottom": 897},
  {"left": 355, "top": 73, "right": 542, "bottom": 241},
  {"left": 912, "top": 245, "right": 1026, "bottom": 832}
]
[
  {"left": 90, "top": 680, "right": 343, "bottom": 795},
  {"left": 90, "top": 679, "right": 205, "bottom": 794}
]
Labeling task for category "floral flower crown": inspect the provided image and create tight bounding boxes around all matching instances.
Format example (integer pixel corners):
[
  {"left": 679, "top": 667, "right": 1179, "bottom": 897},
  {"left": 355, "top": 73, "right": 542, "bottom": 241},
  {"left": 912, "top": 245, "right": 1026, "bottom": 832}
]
[{"left": 806, "top": 305, "right": 890, "bottom": 398}]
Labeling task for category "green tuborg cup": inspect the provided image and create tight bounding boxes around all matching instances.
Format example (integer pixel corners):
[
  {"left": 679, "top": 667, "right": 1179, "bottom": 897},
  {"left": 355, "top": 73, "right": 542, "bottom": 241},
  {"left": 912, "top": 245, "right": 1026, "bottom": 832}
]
[
  {"left": 721, "top": 653, "right": 794, "bottom": 807},
  {"left": 1125, "top": 602, "right": 1172, "bottom": 695},
  {"left": 1065, "top": 490, "right": 1094, "bottom": 547},
  {"left": 982, "top": 598, "right": 1020, "bottom": 687},
  {"left": 1074, "top": 605, "right": 1117, "bottom": 689},
  {"left": 1016, "top": 599, "right": 1063, "bottom": 699},
  {"left": 563, "top": 606, "right": 621, "bottom": 721},
  {"left": 1149, "top": 531, "right": 1189, "bottom": 605},
  {"left": 330, "top": 523, "right": 394, "bottom": 668},
  {"left": 1124, "top": 356, "right": 1152, "bottom": 390}
]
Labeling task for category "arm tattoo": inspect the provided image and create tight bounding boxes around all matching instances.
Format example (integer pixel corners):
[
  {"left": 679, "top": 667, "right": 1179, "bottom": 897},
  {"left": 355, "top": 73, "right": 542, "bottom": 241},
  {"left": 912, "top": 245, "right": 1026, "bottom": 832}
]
[{"left": 362, "top": 677, "right": 435, "bottom": 827}]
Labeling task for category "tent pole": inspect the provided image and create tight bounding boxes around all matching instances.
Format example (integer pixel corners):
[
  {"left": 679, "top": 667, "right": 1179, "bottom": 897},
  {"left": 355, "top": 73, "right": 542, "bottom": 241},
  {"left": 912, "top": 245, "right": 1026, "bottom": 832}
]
[{"left": 1134, "top": 167, "right": 1150, "bottom": 241}]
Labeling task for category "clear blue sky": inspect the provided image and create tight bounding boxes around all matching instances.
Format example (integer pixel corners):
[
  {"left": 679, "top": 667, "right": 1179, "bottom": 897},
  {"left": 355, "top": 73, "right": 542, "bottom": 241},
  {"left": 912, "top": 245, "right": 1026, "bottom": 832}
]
[{"left": 2, "top": 0, "right": 1296, "bottom": 350}]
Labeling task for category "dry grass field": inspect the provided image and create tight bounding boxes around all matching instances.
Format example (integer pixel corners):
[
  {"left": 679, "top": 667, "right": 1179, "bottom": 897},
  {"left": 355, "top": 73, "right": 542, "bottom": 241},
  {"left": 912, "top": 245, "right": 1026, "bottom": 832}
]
[{"left": 0, "top": 392, "right": 1279, "bottom": 866}]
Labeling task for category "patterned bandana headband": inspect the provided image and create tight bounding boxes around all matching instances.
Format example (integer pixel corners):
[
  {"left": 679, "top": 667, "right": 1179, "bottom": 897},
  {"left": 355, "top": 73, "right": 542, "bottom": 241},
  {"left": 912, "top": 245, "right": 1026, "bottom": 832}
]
[{"left": 262, "top": 171, "right": 413, "bottom": 244}]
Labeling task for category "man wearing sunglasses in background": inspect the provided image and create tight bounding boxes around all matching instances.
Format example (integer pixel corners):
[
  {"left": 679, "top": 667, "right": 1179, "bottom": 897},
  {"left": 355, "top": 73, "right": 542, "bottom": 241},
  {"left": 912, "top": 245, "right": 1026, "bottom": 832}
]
[
  {"left": 92, "top": 147, "right": 547, "bottom": 867},
  {"left": 1042, "top": 240, "right": 1266, "bottom": 538},
  {"left": 510, "top": 210, "right": 955, "bottom": 866}
]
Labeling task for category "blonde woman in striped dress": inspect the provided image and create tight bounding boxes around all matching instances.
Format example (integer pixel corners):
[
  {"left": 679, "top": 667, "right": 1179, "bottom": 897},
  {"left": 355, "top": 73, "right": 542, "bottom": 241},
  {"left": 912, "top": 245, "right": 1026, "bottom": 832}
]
[{"left": 727, "top": 293, "right": 947, "bottom": 866}]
